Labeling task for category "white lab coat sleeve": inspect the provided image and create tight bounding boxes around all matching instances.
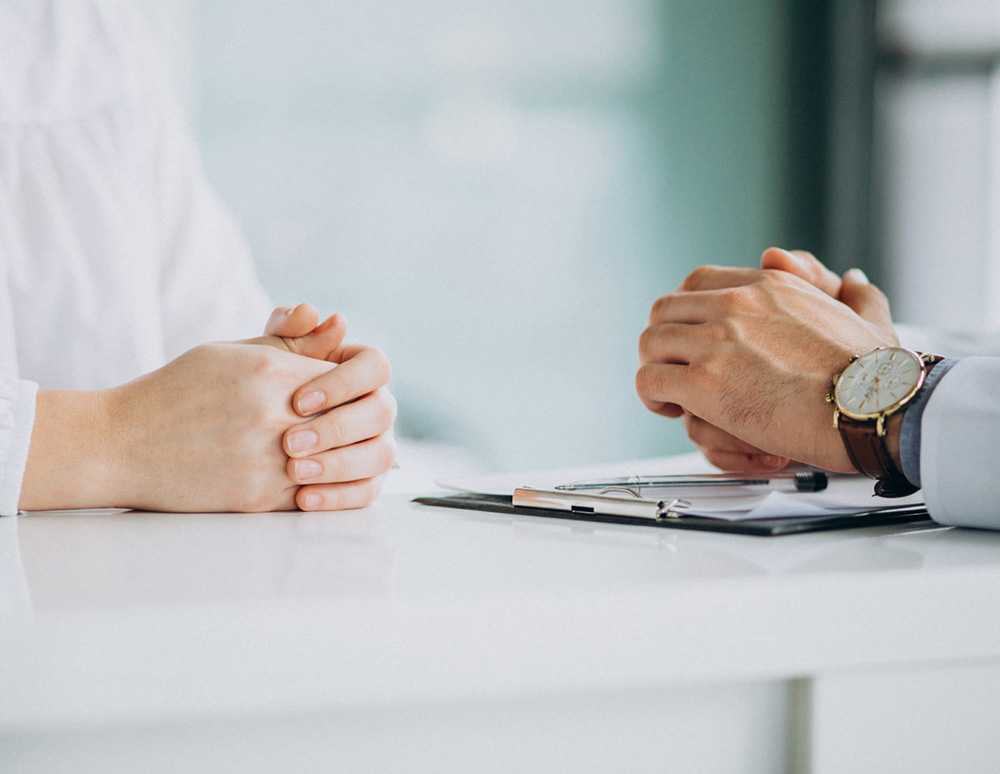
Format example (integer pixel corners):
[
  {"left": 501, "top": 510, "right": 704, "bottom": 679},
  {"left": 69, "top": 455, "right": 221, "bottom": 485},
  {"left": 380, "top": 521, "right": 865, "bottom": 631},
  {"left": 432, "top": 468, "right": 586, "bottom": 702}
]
[
  {"left": 0, "top": 268, "right": 37, "bottom": 517},
  {"left": 920, "top": 357, "right": 1000, "bottom": 529},
  {"left": 154, "top": 104, "right": 273, "bottom": 361}
]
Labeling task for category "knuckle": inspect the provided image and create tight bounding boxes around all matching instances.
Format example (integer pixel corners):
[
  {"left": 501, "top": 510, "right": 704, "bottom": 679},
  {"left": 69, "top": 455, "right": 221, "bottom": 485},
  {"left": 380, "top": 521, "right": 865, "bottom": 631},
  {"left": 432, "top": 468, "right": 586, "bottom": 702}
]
[
  {"left": 370, "top": 348, "right": 392, "bottom": 385},
  {"left": 870, "top": 284, "right": 889, "bottom": 305},
  {"left": 717, "top": 287, "right": 740, "bottom": 311},
  {"left": 638, "top": 326, "right": 658, "bottom": 358},
  {"left": 244, "top": 403, "right": 275, "bottom": 431},
  {"left": 376, "top": 389, "right": 398, "bottom": 427},
  {"left": 759, "top": 269, "right": 787, "bottom": 287},
  {"left": 375, "top": 349, "right": 392, "bottom": 384},
  {"left": 359, "top": 477, "right": 382, "bottom": 507},
  {"left": 320, "top": 417, "right": 346, "bottom": 448},
  {"left": 684, "top": 416, "right": 705, "bottom": 444},
  {"left": 649, "top": 294, "right": 672, "bottom": 323},
  {"left": 635, "top": 364, "right": 653, "bottom": 396},
  {"left": 249, "top": 348, "right": 278, "bottom": 377},
  {"left": 718, "top": 315, "right": 742, "bottom": 341},
  {"left": 377, "top": 437, "right": 397, "bottom": 471},
  {"left": 324, "top": 453, "right": 346, "bottom": 481},
  {"left": 681, "top": 265, "right": 714, "bottom": 291},
  {"left": 635, "top": 363, "right": 664, "bottom": 398},
  {"left": 719, "top": 285, "right": 752, "bottom": 312},
  {"left": 792, "top": 250, "right": 820, "bottom": 274}
]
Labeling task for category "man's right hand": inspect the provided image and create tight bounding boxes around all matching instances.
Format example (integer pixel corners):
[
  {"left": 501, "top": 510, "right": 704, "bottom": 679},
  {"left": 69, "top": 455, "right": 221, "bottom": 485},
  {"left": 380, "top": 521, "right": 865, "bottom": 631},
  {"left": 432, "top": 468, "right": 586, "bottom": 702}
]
[{"left": 674, "top": 247, "right": 899, "bottom": 472}]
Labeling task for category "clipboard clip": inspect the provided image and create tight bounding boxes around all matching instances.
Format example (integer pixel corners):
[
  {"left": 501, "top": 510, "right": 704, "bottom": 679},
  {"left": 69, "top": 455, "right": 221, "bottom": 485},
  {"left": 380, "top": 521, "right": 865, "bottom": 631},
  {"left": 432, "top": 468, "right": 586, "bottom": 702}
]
[{"left": 512, "top": 487, "right": 691, "bottom": 521}]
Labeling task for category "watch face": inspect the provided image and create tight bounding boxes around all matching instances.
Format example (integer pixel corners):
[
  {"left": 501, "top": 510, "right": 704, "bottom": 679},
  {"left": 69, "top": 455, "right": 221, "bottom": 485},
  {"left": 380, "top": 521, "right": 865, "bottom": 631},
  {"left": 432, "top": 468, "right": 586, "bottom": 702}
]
[{"left": 834, "top": 347, "right": 923, "bottom": 418}]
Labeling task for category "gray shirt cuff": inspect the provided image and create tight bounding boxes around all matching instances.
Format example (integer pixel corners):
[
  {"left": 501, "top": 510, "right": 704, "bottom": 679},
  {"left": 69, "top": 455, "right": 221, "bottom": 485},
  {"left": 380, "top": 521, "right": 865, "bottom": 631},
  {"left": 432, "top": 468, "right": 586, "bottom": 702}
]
[{"left": 899, "top": 357, "right": 958, "bottom": 488}]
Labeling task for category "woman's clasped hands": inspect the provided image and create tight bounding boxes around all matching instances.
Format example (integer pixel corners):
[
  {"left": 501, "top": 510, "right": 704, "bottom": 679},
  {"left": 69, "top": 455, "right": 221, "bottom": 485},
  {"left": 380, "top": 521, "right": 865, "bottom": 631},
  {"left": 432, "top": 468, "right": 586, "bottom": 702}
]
[{"left": 22, "top": 304, "right": 396, "bottom": 514}]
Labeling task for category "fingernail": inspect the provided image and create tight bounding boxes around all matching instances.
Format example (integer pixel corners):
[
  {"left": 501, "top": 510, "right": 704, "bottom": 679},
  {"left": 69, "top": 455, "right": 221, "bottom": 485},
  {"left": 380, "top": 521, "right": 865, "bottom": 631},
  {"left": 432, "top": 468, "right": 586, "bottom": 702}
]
[
  {"left": 301, "top": 493, "right": 323, "bottom": 509},
  {"left": 844, "top": 268, "right": 869, "bottom": 284},
  {"left": 762, "top": 455, "right": 784, "bottom": 468},
  {"left": 293, "top": 459, "right": 322, "bottom": 480},
  {"left": 286, "top": 429, "right": 319, "bottom": 454},
  {"left": 297, "top": 390, "right": 326, "bottom": 414}
]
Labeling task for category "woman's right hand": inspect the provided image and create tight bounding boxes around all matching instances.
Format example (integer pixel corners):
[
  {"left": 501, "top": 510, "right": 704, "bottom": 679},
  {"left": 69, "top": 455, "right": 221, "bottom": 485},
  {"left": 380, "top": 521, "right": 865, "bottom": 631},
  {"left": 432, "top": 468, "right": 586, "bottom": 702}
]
[{"left": 104, "top": 341, "right": 340, "bottom": 512}]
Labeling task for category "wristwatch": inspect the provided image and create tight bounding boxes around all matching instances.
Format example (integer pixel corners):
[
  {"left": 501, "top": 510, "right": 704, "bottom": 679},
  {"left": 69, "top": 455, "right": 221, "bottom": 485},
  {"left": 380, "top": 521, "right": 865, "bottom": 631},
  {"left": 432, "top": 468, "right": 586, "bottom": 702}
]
[{"left": 826, "top": 346, "right": 943, "bottom": 497}]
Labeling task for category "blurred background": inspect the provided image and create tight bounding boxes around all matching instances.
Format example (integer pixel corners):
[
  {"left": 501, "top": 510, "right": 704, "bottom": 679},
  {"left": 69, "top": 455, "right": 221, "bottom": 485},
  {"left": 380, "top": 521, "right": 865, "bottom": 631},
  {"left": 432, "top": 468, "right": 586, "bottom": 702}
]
[{"left": 136, "top": 0, "right": 996, "bottom": 473}]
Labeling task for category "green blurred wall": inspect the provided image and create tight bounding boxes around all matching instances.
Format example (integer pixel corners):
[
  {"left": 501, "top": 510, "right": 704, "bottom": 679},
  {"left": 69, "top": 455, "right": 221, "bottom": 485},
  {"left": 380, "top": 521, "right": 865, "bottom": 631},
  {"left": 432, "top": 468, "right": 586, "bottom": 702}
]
[
  {"left": 649, "top": 0, "right": 828, "bottom": 281},
  {"left": 189, "top": 0, "right": 832, "bottom": 468}
]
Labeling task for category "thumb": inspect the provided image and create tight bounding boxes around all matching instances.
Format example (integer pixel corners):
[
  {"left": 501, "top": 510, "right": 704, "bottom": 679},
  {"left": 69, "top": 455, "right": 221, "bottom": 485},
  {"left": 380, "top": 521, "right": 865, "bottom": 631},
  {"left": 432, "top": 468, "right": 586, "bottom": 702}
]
[
  {"left": 839, "top": 268, "right": 893, "bottom": 330},
  {"left": 265, "top": 303, "right": 320, "bottom": 338},
  {"left": 251, "top": 304, "right": 350, "bottom": 361},
  {"left": 760, "top": 246, "right": 842, "bottom": 298},
  {"left": 279, "top": 312, "right": 349, "bottom": 361}
]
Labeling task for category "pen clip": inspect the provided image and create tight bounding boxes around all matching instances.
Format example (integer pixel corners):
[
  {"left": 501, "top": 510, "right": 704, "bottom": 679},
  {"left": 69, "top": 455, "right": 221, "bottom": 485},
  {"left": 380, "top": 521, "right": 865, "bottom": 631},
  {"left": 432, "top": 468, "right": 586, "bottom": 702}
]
[{"left": 659, "top": 497, "right": 691, "bottom": 519}]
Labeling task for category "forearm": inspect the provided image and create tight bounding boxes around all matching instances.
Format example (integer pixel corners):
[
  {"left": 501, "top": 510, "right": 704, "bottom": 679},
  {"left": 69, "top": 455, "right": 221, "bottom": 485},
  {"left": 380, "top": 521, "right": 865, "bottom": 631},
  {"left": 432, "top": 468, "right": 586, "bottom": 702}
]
[{"left": 19, "top": 389, "right": 130, "bottom": 511}]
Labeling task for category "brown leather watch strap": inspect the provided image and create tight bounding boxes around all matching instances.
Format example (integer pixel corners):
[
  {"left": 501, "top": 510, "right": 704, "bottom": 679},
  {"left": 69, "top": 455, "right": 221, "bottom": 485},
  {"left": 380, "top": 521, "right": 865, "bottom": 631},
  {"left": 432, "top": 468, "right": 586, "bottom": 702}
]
[{"left": 839, "top": 417, "right": 903, "bottom": 481}]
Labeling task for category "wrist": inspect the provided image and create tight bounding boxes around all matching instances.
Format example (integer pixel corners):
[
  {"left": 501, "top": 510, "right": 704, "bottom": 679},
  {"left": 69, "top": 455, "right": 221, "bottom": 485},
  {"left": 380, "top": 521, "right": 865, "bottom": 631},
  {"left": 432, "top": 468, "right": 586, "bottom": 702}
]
[
  {"left": 99, "top": 384, "right": 142, "bottom": 508},
  {"left": 20, "top": 388, "right": 133, "bottom": 510}
]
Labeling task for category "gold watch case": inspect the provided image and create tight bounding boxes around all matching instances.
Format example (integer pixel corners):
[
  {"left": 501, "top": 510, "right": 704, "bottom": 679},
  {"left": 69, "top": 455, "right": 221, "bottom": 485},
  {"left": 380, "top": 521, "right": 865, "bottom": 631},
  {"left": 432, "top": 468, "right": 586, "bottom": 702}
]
[{"left": 824, "top": 346, "right": 928, "bottom": 438}]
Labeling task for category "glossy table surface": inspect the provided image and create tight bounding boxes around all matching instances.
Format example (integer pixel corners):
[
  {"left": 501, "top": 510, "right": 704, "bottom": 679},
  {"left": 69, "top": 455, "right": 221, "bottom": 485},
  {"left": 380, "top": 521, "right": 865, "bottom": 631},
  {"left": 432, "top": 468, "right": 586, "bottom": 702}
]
[{"left": 3, "top": 455, "right": 1000, "bottom": 731}]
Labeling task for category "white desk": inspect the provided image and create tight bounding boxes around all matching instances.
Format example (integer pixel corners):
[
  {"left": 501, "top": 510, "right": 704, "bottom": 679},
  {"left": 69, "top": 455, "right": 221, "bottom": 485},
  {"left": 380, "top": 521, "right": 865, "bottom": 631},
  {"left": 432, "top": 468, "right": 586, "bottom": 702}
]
[{"left": 3, "top": 457, "right": 1000, "bottom": 773}]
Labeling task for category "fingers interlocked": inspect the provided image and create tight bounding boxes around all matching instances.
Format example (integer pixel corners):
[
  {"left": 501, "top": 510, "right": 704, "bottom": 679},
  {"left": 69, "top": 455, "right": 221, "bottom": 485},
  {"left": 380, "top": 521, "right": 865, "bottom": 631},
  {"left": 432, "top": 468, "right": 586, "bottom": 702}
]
[
  {"left": 265, "top": 305, "right": 397, "bottom": 511},
  {"left": 283, "top": 346, "right": 396, "bottom": 511}
]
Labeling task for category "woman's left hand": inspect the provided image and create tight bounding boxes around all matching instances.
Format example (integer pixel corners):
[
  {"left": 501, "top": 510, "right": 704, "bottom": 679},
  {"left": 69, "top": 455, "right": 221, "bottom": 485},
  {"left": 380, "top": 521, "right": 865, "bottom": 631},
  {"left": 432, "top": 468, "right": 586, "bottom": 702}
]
[{"left": 254, "top": 304, "right": 397, "bottom": 511}]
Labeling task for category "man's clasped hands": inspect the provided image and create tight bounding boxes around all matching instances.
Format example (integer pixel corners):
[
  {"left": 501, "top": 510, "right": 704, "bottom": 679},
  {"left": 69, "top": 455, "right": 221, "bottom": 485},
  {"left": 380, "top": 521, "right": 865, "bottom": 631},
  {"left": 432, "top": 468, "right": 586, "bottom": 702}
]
[{"left": 27, "top": 246, "right": 898, "bottom": 513}]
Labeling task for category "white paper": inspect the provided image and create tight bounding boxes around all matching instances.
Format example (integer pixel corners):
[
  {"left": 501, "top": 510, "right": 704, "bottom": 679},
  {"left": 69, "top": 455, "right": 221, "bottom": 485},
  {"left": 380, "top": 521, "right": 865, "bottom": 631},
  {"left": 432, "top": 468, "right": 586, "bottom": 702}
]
[{"left": 437, "top": 454, "right": 717, "bottom": 496}]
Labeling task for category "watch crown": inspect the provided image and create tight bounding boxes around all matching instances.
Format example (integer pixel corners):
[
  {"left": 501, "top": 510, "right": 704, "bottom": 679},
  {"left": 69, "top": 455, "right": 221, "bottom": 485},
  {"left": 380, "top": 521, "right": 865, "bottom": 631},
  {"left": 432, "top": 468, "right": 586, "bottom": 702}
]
[{"left": 825, "top": 391, "right": 835, "bottom": 404}]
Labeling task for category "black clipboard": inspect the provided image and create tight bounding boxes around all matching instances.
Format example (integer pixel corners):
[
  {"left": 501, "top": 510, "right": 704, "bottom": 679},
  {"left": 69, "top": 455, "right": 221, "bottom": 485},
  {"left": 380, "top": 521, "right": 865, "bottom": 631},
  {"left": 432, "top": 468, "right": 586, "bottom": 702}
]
[{"left": 412, "top": 493, "right": 934, "bottom": 537}]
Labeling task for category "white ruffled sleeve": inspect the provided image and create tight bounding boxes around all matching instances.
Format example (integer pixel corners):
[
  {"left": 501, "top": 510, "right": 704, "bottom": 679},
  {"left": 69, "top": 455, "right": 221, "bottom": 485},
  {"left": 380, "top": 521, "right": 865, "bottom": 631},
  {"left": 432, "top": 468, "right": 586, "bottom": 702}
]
[
  {"left": 154, "top": 104, "right": 273, "bottom": 359},
  {"left": 0, "top": 262, "right": 37, "bottom": 516},
  {"left": 0, "top": 377, "right": 37, "bottom": 516}
]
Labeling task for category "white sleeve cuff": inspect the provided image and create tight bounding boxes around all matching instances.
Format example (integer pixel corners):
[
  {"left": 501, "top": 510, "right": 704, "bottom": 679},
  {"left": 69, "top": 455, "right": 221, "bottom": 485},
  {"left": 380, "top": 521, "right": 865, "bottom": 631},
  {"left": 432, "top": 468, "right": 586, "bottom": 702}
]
[
  {"left": 920, "top": 357, "right": 1000, "bottom": 529},
  {"left": 0, "top": 378, "right": 38, "bottom": 516}
]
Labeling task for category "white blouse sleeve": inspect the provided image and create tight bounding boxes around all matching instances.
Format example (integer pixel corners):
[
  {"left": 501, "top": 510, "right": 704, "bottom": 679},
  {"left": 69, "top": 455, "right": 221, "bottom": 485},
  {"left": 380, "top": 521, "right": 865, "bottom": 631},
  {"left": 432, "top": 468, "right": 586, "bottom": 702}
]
[
  {"left": 153, "top": 95, "right": 273, "bottom": 360},
  {"left": 0, "top": 269, "right": 37, "bottom": 517}
]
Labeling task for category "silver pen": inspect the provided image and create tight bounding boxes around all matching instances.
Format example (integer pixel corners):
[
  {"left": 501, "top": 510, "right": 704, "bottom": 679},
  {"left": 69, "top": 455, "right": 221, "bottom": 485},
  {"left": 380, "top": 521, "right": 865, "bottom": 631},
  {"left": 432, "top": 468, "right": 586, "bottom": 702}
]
[{"left": 554, "top": 470, "right": 827, "bottom": 493}]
